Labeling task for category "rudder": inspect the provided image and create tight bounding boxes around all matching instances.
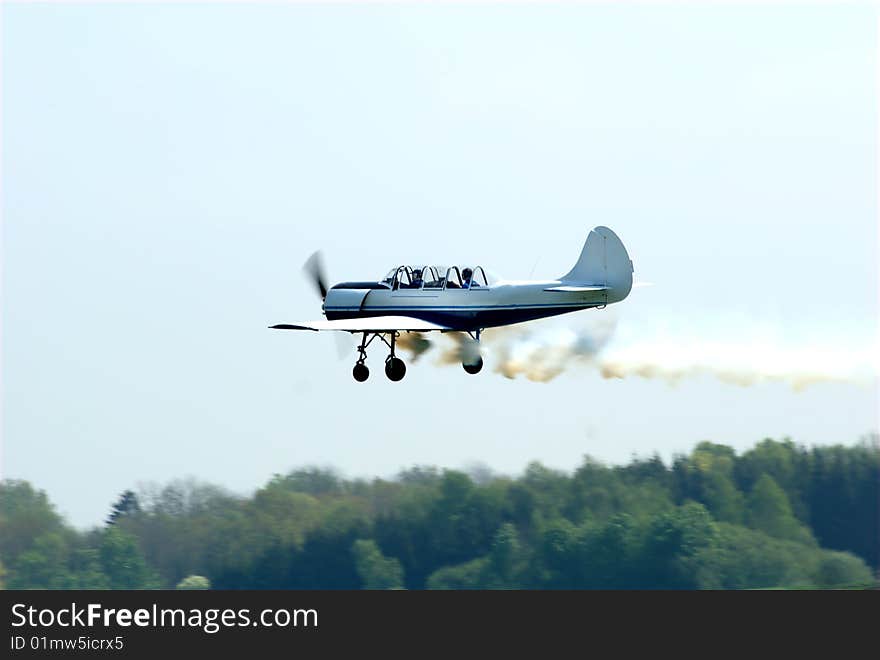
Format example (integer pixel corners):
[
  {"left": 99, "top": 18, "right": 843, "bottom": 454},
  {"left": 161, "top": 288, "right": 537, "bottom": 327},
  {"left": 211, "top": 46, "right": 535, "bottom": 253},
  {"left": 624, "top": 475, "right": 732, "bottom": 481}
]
[{"left": 560, "top": 226, "right": 633, "bottom": 302}]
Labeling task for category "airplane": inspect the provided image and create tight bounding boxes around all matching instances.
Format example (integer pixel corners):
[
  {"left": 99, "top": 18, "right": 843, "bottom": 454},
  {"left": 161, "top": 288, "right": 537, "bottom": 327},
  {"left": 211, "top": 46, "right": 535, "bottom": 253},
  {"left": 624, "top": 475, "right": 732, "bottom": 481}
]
[{"left": 270, "top": 225, "right": 633, "bottom": 382}]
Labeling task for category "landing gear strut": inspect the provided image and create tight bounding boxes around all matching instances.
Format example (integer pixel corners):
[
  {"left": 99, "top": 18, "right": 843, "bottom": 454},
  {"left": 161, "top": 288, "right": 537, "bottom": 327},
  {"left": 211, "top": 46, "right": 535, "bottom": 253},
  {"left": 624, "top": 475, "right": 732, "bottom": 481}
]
[
  {"left": 352, "top": 332, "right": 373, "bottom": 382},
  {"left": 384, "top": 331, "right": 406, "bottom": 381},
  {"left": 351, "top": 331, "right": 407, "bottom": 382}
]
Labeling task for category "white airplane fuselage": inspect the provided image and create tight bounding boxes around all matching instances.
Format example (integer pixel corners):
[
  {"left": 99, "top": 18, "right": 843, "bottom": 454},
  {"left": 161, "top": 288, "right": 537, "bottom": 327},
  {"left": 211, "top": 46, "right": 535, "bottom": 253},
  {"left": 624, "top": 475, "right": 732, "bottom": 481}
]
[{"left": 323, "top": 280, "right": 624, "bottom": 331}]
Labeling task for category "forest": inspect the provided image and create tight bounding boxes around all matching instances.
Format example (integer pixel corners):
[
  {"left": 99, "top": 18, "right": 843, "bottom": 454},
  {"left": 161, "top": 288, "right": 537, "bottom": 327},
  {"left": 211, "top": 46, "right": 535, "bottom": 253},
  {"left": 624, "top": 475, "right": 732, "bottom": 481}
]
[{"left": 1, "top": 437, "right": 877, "bottom": 590}]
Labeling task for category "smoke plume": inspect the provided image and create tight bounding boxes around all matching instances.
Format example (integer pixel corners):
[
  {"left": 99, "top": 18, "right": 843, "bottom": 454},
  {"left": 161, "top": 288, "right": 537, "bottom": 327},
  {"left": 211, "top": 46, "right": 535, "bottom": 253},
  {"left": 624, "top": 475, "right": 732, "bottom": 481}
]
[
  {"left": 488, "top": 318, "right": 617, "bottom": 382},
  {"left": 596, "top": 334, "right": 877, "bottom": 390},
  {"left": 393, "top": 318, "right": 878, "bottom": 390},
  {"left": 395, "top": 333, "right": 432, "bottom": 362}
]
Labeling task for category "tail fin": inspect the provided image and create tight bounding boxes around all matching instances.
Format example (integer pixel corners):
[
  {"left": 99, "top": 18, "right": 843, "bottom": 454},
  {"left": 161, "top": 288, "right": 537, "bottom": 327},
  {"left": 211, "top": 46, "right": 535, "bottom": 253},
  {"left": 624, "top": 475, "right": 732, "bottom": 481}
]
[{"left": 561, "top": 226, "right": 633, "bottom": 302}]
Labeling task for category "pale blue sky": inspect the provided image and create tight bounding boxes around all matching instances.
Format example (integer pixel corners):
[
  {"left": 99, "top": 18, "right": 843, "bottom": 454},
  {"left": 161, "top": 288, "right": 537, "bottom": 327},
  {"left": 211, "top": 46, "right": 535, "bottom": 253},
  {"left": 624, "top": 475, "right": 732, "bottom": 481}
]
[{"left": 2, "top": 3, "right": 877, "bottom": 528}]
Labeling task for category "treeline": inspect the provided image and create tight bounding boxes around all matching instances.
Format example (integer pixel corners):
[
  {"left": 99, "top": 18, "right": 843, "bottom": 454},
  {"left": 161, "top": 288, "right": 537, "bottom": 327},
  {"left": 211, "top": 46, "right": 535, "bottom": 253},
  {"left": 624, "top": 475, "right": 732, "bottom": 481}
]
[{"left": 1, "top": 437, "right": 877, "bottom": 590}]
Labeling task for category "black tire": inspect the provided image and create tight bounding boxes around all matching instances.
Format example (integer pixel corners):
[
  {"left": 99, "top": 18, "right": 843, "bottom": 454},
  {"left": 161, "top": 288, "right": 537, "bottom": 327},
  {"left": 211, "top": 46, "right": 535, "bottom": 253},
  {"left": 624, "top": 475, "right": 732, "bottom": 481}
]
[
  {"left": 385, "top": 357, "right": 406, "bottom": 381},
  {"left": 463, "top": 356, "right": 483, "bottom": 374},
  {"left": 353, "top": 363, "right": 369, "bottom": 382}
]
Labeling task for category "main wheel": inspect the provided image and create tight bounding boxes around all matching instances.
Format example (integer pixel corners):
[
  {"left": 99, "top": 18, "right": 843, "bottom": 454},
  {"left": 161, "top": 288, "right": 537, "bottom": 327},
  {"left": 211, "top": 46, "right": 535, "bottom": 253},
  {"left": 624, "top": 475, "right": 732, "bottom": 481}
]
[
  {"left": 385, "top": 357, "right": 406, "bottom": 381},
  {"left": 353, "top": 362, "right": 369, "bottom": 382},
  {"left": 463, "top": 356, "right": 483, "bottom": 374}
]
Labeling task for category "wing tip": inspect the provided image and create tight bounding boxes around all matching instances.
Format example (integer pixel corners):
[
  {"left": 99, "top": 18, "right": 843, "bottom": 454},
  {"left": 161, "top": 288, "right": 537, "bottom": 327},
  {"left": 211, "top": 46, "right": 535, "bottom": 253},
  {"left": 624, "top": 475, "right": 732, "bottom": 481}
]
[{"left": 269, "top": 324, "right": 317, "bottom": 331}]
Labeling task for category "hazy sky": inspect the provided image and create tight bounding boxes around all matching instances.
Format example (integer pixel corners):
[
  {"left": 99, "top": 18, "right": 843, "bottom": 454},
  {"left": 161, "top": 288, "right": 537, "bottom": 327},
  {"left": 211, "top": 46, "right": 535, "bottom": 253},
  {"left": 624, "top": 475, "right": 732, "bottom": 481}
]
[{"left": 3, "top": 2, "right": 877, "bottom": 528}]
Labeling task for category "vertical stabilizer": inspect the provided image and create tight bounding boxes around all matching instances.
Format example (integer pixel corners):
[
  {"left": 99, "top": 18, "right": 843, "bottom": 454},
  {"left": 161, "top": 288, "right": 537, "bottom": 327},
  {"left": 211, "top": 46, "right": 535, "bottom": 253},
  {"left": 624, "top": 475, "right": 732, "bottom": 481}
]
[{"left": 560, "top": 226, "right": 633, "bottom": 302}]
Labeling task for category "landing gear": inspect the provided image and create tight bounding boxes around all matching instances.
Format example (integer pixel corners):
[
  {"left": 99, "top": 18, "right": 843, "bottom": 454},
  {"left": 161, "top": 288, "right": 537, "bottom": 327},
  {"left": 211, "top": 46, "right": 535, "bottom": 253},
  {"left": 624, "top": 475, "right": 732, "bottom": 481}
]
[
  {"left": 385, "top": 357, "right": 406, "bottom": 381},
  {"left": 384, "top": 331, "right": 406, "bottom": 382},
  {"left": 353, "top": 362, "right": 369, "bottom": 382},
  {"left": 462, "top": 328, "right": 483, "bottom": 375},
  {"left": 463, "top": 356, "right": 483, "bottom": 374},
  {"left": 351, "top": 332, "right": 373, "bottom": 382},
  {"left": 350, "top": 331, "right": 407, "bottom": 382}
]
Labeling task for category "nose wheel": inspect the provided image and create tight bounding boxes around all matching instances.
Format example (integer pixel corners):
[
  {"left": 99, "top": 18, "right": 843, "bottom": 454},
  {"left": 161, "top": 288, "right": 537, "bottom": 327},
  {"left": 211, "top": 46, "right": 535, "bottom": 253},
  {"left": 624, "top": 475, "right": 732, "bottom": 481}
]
[
  {"left": 352, "top": 331, "right": 372, "bottom": 382},
  {"left": 353, "top": 362, "right": 369, "bottom": 382}
]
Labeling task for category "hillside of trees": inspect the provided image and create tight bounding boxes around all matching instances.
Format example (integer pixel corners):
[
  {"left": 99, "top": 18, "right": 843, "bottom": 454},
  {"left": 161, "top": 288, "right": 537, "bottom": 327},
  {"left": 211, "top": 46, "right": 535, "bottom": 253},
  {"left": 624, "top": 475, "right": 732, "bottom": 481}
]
[{"left": 1, "top": 437, "right": 877, "bottom": 590}]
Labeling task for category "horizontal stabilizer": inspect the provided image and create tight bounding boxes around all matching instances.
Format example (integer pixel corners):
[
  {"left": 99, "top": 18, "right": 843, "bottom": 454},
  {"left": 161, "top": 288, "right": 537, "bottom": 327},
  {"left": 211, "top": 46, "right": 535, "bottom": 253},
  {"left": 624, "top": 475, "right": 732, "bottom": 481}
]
[
  {"left": 544, "top": 285, "right": 609, "bottom": 293},
  {"left": 270, "top": 316, "right": 450, "bottom": 333}
]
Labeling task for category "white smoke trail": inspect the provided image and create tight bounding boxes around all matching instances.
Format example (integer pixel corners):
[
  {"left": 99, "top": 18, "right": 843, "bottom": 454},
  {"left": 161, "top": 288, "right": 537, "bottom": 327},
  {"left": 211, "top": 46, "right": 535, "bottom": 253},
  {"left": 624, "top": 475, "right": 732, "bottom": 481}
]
[
  {"left": 597, "top": 335, "right": 877, "bottom": 390},
  {"left": 397, "top": 316, "right": 878, "bottom": 390},
  {"left": 488, "top": 317, "right": 617, "bottom": 382},
  {"left": 494, "top": 317, "right": 878, "bottom": 389}
]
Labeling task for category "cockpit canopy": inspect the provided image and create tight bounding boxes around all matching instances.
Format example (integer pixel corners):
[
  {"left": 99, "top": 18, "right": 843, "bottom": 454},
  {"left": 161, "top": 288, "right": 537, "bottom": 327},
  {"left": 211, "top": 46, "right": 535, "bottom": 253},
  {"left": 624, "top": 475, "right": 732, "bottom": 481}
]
[{"left": 382, "top": 265, "right": 493, "bottom": 290}]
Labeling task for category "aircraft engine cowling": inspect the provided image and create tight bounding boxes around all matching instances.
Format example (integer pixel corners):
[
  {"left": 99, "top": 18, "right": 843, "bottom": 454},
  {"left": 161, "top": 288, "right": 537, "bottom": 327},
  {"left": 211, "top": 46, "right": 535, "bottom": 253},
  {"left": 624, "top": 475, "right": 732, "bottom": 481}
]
[{"left": 324, "top": 285, "right": 386, "bottom": 320}]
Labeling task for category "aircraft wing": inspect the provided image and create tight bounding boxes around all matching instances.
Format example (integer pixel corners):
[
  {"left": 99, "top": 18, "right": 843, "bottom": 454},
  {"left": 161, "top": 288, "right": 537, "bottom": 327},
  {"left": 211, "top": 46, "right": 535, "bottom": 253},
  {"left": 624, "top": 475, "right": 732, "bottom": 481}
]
[
  {"left": 270, "top": 316, "right": 451, "bottom": 333},
  {"left": 544, "top": 285, "right": 609, "bottom": 292}
]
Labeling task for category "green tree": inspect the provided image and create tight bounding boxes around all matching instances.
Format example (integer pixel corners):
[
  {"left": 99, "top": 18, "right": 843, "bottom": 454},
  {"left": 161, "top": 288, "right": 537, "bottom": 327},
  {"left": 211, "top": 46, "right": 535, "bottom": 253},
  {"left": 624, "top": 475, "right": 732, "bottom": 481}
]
[
  {"left": 489, "top": 523, "right": 521, "bottom": 585},
  {"left": 352, "top": 540, "right": 404, "bottom": 589},
  {"left": 106, "top": 490, "right": 141, "bottom": 526},
  {"left": 99, "top": 527, "right": 159, "bottom": 589},
  {"left": 689, "top": 443, "right": 745, "bottom": 524},
  {"left": 735, "top": 438, "right": 809, "bottom": 521},
  {"left": 0, "top": 480, "right": 65, "bottom": 565},
  {"left": 426, "top": 557, "right": 490, "bottom": 589},
  {"left": 277, "top": 468, "right": 344, "bottom": 496},
  {"left": 746, "top": 474, "right": 815, "bottom": 546},
  {"left": 7, "top": 533, "right": 74, "bottom": 589},
  {"left": 813, "top": 551, "right": 874, "bottom": 588},
  {"left": 176, "top": 575, "right": 211, "bottom": 590},
  {"left": 807, "top": 440, "right": 879, "bottom": 569},
  {"left": 68, "top": 548, "right": 110, "bottom": 589},
  {"left": 424, "top": 470, "right": 501, "bottom": 572},
  {"left": 577, "top": 514, "right": 641, "bottom": 588},
  {"left": 641, "top": 502, "right": 719, "bottom": 589},
  {"left": 127, "top": 481, "right": 242, "bottom": 587},
  {"left": 538, "top": 519, "right": 579, "bottom": 587},
  {"left": 2, "top": 436, "right": 876, "bottom": 590},
  {"left": 695, "top": 523, "right": 817, "bottom": 589},
  {"left": 270, "top": 500, "right": 370, "bottom": 589}
]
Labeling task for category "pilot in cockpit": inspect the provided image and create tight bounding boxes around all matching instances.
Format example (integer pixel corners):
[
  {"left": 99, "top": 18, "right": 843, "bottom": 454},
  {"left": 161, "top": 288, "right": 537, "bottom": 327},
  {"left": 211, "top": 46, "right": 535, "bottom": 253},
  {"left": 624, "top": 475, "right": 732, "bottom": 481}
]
[
  {"left": 462, "top": 267, "right": 479, "bottom": 289},
  {"left": 411, "top": 269, "right": 423, "bottom": 288}
]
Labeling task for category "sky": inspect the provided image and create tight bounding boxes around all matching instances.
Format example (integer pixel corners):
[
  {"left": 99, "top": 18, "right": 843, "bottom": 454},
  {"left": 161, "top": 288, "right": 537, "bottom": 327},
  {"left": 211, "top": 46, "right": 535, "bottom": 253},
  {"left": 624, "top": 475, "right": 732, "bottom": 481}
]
[{"left": 2, "top": 2, "right": 877, "bottom": 528}]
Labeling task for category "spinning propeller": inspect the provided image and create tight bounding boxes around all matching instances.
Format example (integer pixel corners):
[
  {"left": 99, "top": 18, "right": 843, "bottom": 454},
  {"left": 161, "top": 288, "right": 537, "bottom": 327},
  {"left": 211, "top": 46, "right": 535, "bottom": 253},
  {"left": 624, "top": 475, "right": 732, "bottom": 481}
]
[
  {"left": 303, "top": 250, "right": 350, "bottom": 359},
  {"left": 303, "top": 250, "right": 329, "bottom": 301}
]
